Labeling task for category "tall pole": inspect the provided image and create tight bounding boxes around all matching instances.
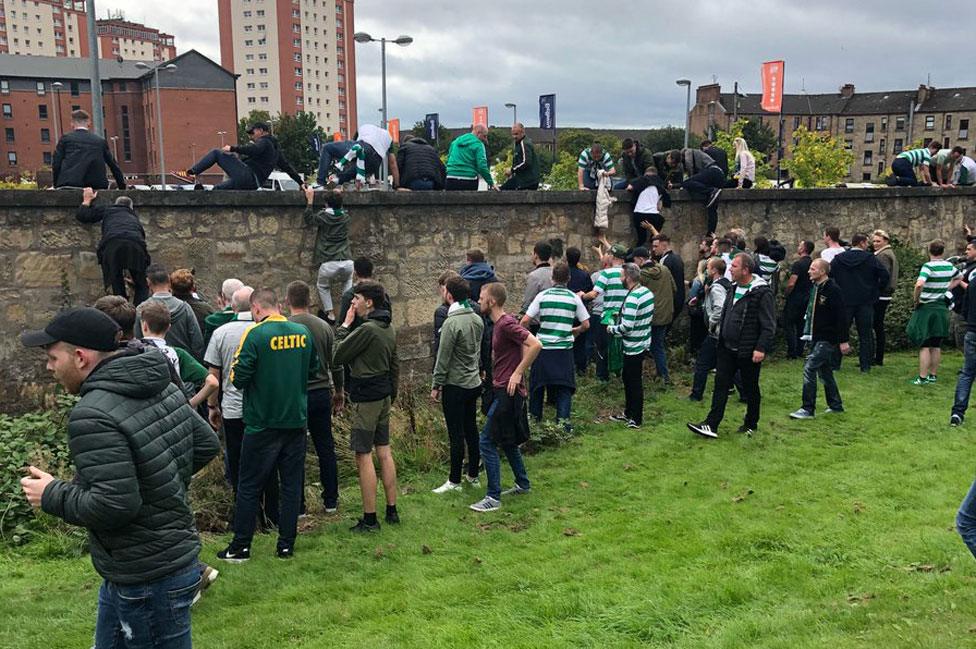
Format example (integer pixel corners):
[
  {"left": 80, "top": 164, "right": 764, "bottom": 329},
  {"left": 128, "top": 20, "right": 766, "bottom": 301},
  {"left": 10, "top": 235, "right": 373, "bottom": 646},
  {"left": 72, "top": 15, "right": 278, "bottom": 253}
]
[
  {"left": 85, "top": 0, "right": 104, "bottom": 137},
  {"left": 51, "top": 84, "right": 61, "bottom": 143},
  {"left": 733, "top": 81, "right": 738, "bottom": 123},
  {"left": 513, "top": 105, "right": 517, "bottom": 125},
  {"left": 380, "top": 38, "right": 388, "bottom": 189},
  {"left": 683, "top": 83, "right": 691, "bottom": 148},
  {"left": 154, "top": 67, "right": 166, "bottom": 189}
]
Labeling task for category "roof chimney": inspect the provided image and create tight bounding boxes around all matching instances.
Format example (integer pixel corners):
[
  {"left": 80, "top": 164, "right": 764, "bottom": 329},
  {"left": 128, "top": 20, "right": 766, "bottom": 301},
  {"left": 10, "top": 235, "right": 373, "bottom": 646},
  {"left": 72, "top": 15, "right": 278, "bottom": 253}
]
[
  {"left": 917, "top": 84, "right": 931, "bottom": 105},
  {"left": 840, "top": 83, "right": 855, "bottom": 98},
  {"left": 695, "top": 83, "right": 721, "bottom": 106}
]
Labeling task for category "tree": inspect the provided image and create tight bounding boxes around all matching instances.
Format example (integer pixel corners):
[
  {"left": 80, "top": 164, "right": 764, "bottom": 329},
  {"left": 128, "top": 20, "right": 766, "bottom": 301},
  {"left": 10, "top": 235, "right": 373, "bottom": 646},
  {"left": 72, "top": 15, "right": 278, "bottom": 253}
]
[
  {"left": 713, "top": 118, "right": 773, "bottom": 187},
  {"left": 274, "top": 111, "right": 325, "bottom": 176},
  {"left": 740, "top": 118, "right": 777, "bottom": 158},
  {"left": 485, "top": 127, "right": 513, "bottom": 162},
  {"left": 781, "top": 126, "right": 854, "bottom": 188},
  {"left": 541, "top": 151, "right": 580, "bottom": 190},
  {"left": 643, "top": 126, "right": 694, "bottom": 154},
  {"left": 558, "top": 129, "right": 620, "bottom": 162},
  {"left": 237, "top": 110, "right": 272, "bottom": 145},
  {"left": 409, "top": 120, "right": 452, "bottom": 155}
]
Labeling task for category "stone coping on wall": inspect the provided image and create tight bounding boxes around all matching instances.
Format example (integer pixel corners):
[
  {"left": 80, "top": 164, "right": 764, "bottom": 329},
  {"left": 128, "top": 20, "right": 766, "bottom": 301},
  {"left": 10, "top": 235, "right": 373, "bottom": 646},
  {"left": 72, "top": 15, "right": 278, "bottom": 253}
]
[{"left": 2, "top": 185, "right": 975, "bottom": 209}]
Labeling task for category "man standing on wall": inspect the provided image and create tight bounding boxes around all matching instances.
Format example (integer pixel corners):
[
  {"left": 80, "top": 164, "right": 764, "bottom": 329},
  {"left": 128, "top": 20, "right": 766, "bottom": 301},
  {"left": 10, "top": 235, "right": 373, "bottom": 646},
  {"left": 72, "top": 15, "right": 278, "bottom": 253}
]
[
  {"left": 75, "top": 187, "right": 149, "bottom": 305},
  {"left": 20, "top": 307, "right": 219, "bottom": 646}
]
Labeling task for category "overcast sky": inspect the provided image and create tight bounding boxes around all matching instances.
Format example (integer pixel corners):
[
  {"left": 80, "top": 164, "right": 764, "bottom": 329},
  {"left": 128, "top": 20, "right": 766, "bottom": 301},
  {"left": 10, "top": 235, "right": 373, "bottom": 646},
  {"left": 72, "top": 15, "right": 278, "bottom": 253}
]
[{"left": 106, "top": 0, "right": 974, "bottom": 129}]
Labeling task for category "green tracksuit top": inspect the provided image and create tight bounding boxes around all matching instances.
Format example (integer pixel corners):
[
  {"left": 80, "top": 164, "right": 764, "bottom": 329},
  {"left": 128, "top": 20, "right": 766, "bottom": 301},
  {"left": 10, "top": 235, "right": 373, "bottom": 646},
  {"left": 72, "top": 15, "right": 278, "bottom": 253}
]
[{"left": 231, "top": 314, "right": 319, "bottom": 434}]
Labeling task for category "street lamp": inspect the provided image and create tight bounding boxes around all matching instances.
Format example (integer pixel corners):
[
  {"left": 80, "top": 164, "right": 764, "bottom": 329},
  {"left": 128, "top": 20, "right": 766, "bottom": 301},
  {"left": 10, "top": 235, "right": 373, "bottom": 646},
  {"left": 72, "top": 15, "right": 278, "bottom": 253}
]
[
  {"left": 354, "top": 31, "right": 412, "bottom": 188},
  {"left": 676, "top": 79, "right": 691, "bottom": 148},
  {"left": 110, "top": 135, "right": 119, "bottom": 161},
  {"left": 217, "top": 130, "right": 227, "bottom": 147},
  {"left": 505, "top": 102, "right": 517, "bottom": 125},
  {"left": 51, "top": 81, "right": 63, "bottom": 144},
  {"left": 136, "top": 61, "right": 177, "bottom": 189}
]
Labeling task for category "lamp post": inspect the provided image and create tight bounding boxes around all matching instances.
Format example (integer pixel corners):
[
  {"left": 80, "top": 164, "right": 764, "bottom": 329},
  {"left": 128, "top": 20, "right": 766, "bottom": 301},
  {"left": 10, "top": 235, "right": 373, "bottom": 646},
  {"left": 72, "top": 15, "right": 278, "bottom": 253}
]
[
  {"left": 110, "top": 135, "right": 119, "bottom": 161},
  {"left": 505, "top": 102, "right": 517, "bottom": 125},
  {"left": 217, "top": 130, "right": 227, "bottom": 147},
  {"left": 676, "top": 79, "right": 691, "bottom": 148},
  {"left": 51, "top": 81, "right": 63, "bottom": 144},
  {"left": 85, "top": 0, "right": 104, "bottom": 136},
  {"left": 354, "top": 31, "right": 412, "bottom": 189},
  {"left": 136, "top": 61, "right": 177, "bottom": 189}
]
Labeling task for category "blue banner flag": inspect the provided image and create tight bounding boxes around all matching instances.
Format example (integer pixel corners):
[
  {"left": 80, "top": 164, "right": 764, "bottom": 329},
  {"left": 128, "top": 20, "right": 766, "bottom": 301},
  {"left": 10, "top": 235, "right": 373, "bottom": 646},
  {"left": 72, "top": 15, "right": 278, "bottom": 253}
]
[
  {"left": 424, "top": 113, "right": 440, "bottom": 141},
  {"left": 539, "top": 94, "right": 555, "bottom": 130}
]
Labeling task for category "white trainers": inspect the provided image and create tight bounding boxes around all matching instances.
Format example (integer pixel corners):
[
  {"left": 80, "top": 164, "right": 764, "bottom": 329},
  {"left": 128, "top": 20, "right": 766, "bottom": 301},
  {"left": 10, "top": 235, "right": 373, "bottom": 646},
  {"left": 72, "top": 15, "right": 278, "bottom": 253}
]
[
  {"left": 432, "top": 480, "right": 461, "bottom": 494},
  {"left": 469, "top": 496, "right": 501, "bottom": 512},
  {"left": 501, "top": 484, "right": 530, "bottom": 496},
  {"left": 789, "top": 408, "right": 814, "bottom": 419}
]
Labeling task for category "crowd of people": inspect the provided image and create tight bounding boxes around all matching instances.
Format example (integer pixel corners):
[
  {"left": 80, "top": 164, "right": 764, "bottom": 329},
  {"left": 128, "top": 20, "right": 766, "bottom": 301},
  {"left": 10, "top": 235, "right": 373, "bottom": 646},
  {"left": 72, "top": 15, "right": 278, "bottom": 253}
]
[{"left": 23, "top": 113, "right": 976, "bottom": 647}]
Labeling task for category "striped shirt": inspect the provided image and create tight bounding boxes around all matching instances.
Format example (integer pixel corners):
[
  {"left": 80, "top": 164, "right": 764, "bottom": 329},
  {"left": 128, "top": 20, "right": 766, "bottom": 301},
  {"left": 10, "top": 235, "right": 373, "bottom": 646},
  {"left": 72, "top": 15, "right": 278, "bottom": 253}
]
[
  {"left": 526, "top": 286, "right": 590, "bottom": 349},
  {"left": 336, "top": 143, "right": 370, "bottom": 181},
  {"left": 607, "top": 285, "right": 655, "bottom": 355},
  {"left": 756, "top": 253, "right": 778, "bottom": 279},
  {"left": 733, "top": 281, "right": 755, "bottom": 305},
  {"left": 594, "top": 267, "right": 627, "bottom": 313},
  {"left": 577, "top": 147, "right": 614, "bottom": 170},
  {"left": 917, "top": 259, "right": 959, "bottom": 303},
  {"left": 897, "top": 148, "right": 933, "bottom": 167}
]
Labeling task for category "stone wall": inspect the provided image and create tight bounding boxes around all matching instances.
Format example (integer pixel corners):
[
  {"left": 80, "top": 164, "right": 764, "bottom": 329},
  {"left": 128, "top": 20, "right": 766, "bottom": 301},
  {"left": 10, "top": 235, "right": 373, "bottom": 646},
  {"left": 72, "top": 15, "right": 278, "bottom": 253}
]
[{"left": 2, "top": 186, "right": 974, "bottom": 413}]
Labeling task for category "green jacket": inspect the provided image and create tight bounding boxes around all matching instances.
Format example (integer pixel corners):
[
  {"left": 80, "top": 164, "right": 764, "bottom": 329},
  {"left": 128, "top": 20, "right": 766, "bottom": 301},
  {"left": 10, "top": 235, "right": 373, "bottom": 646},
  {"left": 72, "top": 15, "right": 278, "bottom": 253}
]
[
  {"left": 432, "top": 303, "right": 484, "bottom": 389},
  {"left": 511, "top": 137, "right": 540, "bottom": 187},
  {"left": 231, "top": 315, "right": 319, "bottom": 434},
  {"left": 446, "top": 132, "right": 493, "bottom": 186},
  {"left": 334, "top": 309, "right": 399, "bottom": 403},
  {"left": 204, "top": 306, "right": 235, "bottom": 348},
  {"left": 640, "top": 261, "right": 676, "bottom": 326},
  {"left": 303, "top": 205, "right": 351, "bottom": 264},
  {"left": 41, "top": 347, "right": 220, "bottom": 585}
]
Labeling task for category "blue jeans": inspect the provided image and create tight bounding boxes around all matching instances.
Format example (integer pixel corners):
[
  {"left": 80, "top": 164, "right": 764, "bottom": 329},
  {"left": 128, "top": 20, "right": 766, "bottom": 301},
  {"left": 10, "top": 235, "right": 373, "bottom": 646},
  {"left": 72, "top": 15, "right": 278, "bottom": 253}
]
[
  {"left": 529, "top": 383, "right": 573, "bottom": 432},
  {"left": 479, "top": 400, "right": 530, "bottom": 500},
  {"left": 316, "top": 141, "right": 354, "bottom": 185},
  {"left": 650, "top": 324, "right": 670, "bottom": 381},
  {"left": 691, "top": 336, "right": 718, "bottom": 399},
  {"left": 189, "top": 149, "right": 257, "bottom": 190},
  {"left": 306, "top": 389, "right": 338, "bottom": 508},
  {"left": 94, "top": 563, "right": 200, "bottom": 648},
  {"left": 612, "top": 178, "right": 630, "bottom": 190},
  {"left": 233, "top": 428, "right": 306, "bottom": 551},
  {"left": 573, "top": 328, "right": 589, "bottom": 373},
  {"left": 407, "top": 178, "right": 435, "bottom": 190},
  {"left": 590, "top": 315, "right": 609, "bottom": 381},
  {"left": 802, "top": 341, "right": 843, "bottom": 413},
  {"left": 957, "top": 476, "right": 976, "bottom": 560},
  {"left": 952, "top": 331, "right": 976, "bottom": 419}
]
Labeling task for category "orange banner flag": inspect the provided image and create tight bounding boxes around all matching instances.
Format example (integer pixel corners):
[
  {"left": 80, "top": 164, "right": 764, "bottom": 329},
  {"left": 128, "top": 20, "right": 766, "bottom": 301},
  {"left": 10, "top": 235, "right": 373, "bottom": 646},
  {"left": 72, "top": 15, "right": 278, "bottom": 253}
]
[{"left": 760, "top": 60, "right": 785, "bottom": 113}]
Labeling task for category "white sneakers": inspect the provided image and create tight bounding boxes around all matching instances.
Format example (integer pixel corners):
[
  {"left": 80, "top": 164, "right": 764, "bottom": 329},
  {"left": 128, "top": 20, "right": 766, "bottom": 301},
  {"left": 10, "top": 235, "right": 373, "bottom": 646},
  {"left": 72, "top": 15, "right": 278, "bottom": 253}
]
[{"left": 432, "top": 481, "right": 462, "bottom": 494}]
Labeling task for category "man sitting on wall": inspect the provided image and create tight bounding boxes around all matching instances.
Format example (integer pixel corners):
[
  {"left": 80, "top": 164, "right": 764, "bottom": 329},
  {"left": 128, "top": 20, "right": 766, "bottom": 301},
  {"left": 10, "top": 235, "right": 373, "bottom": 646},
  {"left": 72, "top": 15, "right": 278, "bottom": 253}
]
[{"left": 53, "top": 110, "right": 127, "bottom": 190}]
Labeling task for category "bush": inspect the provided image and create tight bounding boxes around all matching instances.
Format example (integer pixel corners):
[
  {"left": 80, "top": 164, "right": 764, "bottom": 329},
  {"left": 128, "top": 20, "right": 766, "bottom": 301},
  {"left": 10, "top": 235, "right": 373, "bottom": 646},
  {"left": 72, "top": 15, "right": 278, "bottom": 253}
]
[{"left": 882, "top": 238, "right": 929, "bottom": 351}]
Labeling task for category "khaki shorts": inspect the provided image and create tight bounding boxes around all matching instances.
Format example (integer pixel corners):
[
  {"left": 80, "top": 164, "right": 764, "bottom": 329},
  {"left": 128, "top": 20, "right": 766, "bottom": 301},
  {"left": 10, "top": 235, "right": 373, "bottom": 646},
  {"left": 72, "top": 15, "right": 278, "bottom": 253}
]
[{"left": 348, "top": 397, "right": 391, "bottom": 453}]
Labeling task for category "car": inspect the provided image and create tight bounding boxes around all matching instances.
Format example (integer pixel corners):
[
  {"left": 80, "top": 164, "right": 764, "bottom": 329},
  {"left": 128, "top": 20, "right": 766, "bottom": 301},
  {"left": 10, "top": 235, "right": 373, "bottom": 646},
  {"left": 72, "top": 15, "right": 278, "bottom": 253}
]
[{"left": 259, "top": 171, "right": 302, "bottom": 191}]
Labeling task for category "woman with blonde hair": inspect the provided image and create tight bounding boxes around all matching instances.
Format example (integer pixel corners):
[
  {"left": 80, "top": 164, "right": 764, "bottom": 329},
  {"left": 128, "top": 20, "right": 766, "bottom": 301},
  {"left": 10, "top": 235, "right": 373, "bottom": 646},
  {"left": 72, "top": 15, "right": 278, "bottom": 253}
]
[{"left": 733, "top": 137, "right": 756, "bottom": 189}]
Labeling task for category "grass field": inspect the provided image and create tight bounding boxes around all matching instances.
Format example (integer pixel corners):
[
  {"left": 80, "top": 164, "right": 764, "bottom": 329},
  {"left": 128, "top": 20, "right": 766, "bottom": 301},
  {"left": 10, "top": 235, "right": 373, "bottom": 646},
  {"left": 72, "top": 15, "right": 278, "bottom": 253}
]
[{"left": 2, "top": 350, "right": 975, "bottom": 648}]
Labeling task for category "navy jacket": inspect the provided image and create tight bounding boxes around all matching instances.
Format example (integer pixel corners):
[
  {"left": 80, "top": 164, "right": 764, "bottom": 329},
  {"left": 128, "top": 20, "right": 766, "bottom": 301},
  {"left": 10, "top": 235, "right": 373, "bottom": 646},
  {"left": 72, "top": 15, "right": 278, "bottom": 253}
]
[{"left": 829, "top": 249, "right": 890, "bottom": 307}]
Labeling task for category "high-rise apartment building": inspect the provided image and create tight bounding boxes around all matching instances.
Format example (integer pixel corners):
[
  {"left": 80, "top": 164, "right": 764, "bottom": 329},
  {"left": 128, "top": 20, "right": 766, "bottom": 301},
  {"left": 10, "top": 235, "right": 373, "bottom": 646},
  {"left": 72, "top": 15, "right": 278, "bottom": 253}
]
[
  {"left": 0, "top": 2, "right": 175, "bottom": 62},
  {"left": 217, "top": 0, "right": 357, "bottom": 137}
]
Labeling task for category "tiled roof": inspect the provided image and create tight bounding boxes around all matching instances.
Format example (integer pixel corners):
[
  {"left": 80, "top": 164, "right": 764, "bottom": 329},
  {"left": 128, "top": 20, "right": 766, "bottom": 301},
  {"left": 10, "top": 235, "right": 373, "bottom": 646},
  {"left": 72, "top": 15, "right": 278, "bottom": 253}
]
[{"left": 720, "top": 86, "right": 976, "bottom": 116}]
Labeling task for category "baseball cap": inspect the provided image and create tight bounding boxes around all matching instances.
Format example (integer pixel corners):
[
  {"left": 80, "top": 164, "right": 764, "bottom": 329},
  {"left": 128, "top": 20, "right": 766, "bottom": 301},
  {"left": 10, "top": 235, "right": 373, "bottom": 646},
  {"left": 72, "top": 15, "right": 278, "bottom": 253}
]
[
  {"left": 610, "top": 244, "right": 629, "bottom": 259},
  {"left": 21, "top": 307, "right": 121, "bottom": 352},
  {"left": 632, "top": 246, "right": 650, "bottom": 259},
  {"left": 246, "top": 121, "right": 271, "bottom": 134}
]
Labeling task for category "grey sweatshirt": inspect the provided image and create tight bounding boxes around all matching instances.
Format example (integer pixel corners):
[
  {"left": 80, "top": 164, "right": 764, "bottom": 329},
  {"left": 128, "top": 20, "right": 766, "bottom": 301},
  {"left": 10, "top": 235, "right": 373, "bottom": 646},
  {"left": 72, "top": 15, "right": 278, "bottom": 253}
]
[{"left": 134, "top": 292, "right": 205, "bottom": 361}]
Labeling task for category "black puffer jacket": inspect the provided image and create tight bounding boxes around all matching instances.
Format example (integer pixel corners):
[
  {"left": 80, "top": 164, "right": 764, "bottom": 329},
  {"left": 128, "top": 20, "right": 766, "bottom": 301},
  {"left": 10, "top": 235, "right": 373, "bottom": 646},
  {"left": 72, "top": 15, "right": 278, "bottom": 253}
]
[
  {"left": 397, "top": 137, "right": 446, "bottom": 189},
  {"left": 41, "top": 347, "right": 220, "bottom": 585},
  {"left": 718, "top": 278, "right": 776, "bottom": 357},
  {"left": 75, "top": 202, "right": 149, "bottom": 264},
  {"left": 230, "top": 134, "right": 304, "bottom": 186}
]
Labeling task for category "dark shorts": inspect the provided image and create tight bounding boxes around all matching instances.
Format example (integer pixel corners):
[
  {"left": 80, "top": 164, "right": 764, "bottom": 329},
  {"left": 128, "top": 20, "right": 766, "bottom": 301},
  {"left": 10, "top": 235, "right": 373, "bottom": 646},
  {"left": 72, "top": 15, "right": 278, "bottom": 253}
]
[
  {"left": 922, "top": 336, "right": 944, "bottom": 348},
  {"left": 349, "top": 397, "right": 391, "bottom": 453}
]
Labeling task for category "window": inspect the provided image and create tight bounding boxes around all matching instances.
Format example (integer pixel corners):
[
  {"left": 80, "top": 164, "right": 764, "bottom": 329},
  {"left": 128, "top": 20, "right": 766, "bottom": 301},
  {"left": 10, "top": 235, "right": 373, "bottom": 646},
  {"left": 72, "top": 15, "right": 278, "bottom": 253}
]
[
  {"left": 815, "top": 116, "right": 827, "bottom": 130},
  {"left": 256, "top": 23, "right": 265, "bottom": 30},
  {"left": 260, "top": 96, "right": 268, "bottom": 103},
  {"left": 923, "top": 137, "right": 933, "bottom": 146},
  {"left": 258, "top": 53, "right": 267, "bottom": 60},
  {"left": 43, "top": 151, "right": 52, "bottom": 165},
  {"left": 946, "top": 115, "right": 952, "bottom": 130},
  {"left": 244, "top": 25, "right": 252, "bottom": 32},
  {"left": 35, "top": 80, "right": 44, "bottom": 95},
  {"left": 121, "top": 105, "right": 131, "bottom": 161},
  {"left": 259, "top": 82, "right": 268, "bottom": 89},
  {"left": 7, "top": 151, "right": 16, "bottom": 165},
  {"left": 2, "top": 104, "right": 11, "bottom": 118},
  {"left": 247, "top": 97, "right": 256, "bottom": 104},
  {"left": 845, "top": 118, "right": 854, "bottom": 133},
  {"left": 879, "top": 138, "right": 886, "bottom": 154},
  {"left": 40, "top": 127, "right": 49, "bottom": 142},
  {"left": 878, "top": 161, "right": 885, "bottom": 176},
  {"left": 244, "top": 39, "right": 253, "bottom": 46},
  {"left": 862, "top": 172, "right": 871, "bottom": 181},
  {"left": 0, "top": 80, "right": 8, "bottom": 94},
  {"left": 70, "top": 80, "right": 79, "bottom": 96},
  {"left": 960, "top": 119, "right": 970, "bottom": 140},
  {"left": 893, "top": 138, "right": 903, "bottom": 154},
  {"left": 865, "top": 122, "right": 874, "bottom": 143},
  {"left": 863, "top": 150, "right": 872, "bottom": 166},
  {"left": 881, "top": 117, "right": 888, "bottom": 131},
  {"left": 4, "top": 127, "right": 13, "bottom": 142},
  {"left": 293, "top": 38, "right": 300, "bottom": 47},
  {"left": 295, "top": 67, "right": 302, "bottom": 76},
  {"left": 944, "top": 137, "right": 950, "bottom": 148},
  {"left": 258, "top": 67, "right": 268, "bottom": 74},
  {"left": 844, "top": 139, "right": 853, "bottom": 150},
  {"left": 293, "top": 52, "right": 300, "bottom": 61},
  {"left": 245, "top": 54, "right": 254, "bottom": 61},
  {"left": 256, "top": 9, "right": 264, "bottom": 15},
  {"left": 37, "top": 104, "right": 47, "bottom": 119},
  {"left": 246, "top": 82, "right": 255, "bottom": 89},
  {"left": 895, "top": 116, "right": 905, "bottom": 130},
  {"left": 243, "top": 9, "right": 251, "bottom": 16},
  {"left": 925, "top": 115, "right": 935, "bottom": 130},
  {"left": 71, "top": 105, "right": 79, "bottom": 111}
]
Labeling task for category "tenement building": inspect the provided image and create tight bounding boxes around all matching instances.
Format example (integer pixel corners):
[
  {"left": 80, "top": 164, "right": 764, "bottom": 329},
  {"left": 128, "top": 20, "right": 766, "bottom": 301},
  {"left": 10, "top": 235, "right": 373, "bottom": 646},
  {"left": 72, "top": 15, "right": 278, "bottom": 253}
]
[{"left": 690, "top": 82, "right": 976, "bottom": 182}]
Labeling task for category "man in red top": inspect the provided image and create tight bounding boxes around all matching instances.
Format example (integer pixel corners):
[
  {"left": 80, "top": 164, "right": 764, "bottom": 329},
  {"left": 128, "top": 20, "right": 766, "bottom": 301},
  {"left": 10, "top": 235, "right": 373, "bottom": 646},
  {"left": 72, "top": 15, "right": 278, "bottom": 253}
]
[{"left": 470, "top": 282, "right": 542, "bottom": 512}]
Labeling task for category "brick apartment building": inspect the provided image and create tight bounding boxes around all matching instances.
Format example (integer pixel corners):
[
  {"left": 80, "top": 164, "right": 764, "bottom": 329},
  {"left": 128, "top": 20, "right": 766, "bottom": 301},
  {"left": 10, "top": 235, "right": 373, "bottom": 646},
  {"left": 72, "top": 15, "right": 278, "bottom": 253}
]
[
  {"left": 0, "top": 50, "right": 238, "bottom": 183},
  {"left": 689, "top": 82, "right": 976, "bottom": 182},
  {"left": 217, "top": 0, "right": 357, "bottom": 138},
  {"left": 0, "top": 1, "right": 175, "bottom": 62}
]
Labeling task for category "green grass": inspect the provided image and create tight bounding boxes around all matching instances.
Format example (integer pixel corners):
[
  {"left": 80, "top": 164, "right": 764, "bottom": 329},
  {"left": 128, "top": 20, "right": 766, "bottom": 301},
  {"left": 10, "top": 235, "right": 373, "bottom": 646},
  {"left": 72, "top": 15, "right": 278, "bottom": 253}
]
[{"left": 3, "top": 351, "right": 976, "bottom": 648}]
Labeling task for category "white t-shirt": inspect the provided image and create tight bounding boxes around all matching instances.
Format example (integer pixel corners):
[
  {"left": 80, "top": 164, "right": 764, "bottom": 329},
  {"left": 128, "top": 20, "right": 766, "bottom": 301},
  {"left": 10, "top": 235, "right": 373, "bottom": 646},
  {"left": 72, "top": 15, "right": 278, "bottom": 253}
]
[
  {"left": 634, "top": 184, "right": 661, "bottom": 214},
  {"left": 145, "top": 337, "right": 180, "bottom": 375},
  {"left": 357, "top": 123, "right": 392, "bottom": 156},
  {"left": 820, "top": 246, "right": 845, "bottom": 264}
]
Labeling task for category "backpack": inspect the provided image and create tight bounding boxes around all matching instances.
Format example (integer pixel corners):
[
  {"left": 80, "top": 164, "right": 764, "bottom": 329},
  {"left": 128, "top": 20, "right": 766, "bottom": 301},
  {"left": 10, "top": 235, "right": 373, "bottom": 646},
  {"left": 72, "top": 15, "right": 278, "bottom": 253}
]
[{"left": 768, "top": 240, "right": 787, "bottom": 262}]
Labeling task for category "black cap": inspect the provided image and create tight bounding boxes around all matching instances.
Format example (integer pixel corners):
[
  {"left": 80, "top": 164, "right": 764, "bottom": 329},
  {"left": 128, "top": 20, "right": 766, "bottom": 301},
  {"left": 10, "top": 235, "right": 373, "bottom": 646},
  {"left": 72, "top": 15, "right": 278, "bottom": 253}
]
[
  {"left": 632, "top": 246, "right": 650, "bottom": 259},
  {"left": 246, "top": 121, "right": 271, "bottom": 134},
  {"left": 21, "top": 307, "right": 121, "bottom": 352}
]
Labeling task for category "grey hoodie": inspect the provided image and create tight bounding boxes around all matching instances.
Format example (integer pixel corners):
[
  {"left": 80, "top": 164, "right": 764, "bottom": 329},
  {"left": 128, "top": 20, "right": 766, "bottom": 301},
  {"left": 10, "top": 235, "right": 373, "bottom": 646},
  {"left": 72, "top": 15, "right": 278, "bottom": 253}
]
[{"left": 134, "top": 292, "right": 205, "bottom": 361}]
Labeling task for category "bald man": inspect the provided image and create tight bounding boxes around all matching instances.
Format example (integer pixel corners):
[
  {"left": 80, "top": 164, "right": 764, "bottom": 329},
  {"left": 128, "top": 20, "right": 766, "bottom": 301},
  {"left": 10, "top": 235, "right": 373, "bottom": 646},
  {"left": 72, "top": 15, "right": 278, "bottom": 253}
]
[
  {"left": 501, "top": 122, "right": 540, "bottom": 191},
  {"left": 789, "top": 258, "right": 850, "bottom": 419},
  {"left": 445, "top": 124, "right": 497, "bottom": 190}
]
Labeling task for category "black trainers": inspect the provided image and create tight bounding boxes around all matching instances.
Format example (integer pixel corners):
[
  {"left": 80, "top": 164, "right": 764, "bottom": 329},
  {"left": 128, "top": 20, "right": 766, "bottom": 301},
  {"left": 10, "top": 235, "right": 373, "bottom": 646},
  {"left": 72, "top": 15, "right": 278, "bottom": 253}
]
[
  {"left": 385, "top": 510, "right": 400, "bottom": 524},
  {"left": 216, "top": 545, "right": 250, "bottom": 563},
  {"left": 706, "top": 187, "right": 722, "bottom": 207},
  {"left": 350, "top": 518, "right": 380, "bottom": 533},
  {"left": 736, "top": 424, "right": 755, "bottom": 435},
  {"left": 608, "top": 414, "right": 629, "bottom": 422},
  {"left": 276, "top": 547, "right": 294, "bottom": 559},
  {"left": 687, "top": 422, "right": 718, "bottom": 439}
]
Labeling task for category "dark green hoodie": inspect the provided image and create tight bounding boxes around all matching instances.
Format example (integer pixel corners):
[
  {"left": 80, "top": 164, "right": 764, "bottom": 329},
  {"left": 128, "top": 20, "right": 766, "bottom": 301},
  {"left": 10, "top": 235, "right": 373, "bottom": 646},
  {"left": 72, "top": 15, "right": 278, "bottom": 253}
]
[{"left": 334, "top": 308, "right": 399, "bottom": 402}]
